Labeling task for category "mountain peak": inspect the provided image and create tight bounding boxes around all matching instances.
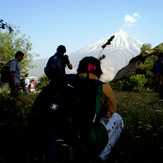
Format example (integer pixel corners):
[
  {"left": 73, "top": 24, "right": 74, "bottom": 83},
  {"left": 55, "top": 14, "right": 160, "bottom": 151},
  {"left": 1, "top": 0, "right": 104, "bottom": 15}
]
[
  {"left": 115, "top": 29, "right": 128, "bottom": 36},
  {"left": 111, "top": 30, "right": 142, "bottom": 49}
]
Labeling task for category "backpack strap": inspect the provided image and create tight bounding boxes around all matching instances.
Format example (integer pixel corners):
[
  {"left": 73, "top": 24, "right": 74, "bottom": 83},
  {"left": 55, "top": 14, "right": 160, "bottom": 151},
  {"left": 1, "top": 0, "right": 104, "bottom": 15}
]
[
  {"left": 91, "top": 79, "right": 108, "bottom": 121},
  {"left": 52, "top": 56, "right": 63, "bottom": 73}
]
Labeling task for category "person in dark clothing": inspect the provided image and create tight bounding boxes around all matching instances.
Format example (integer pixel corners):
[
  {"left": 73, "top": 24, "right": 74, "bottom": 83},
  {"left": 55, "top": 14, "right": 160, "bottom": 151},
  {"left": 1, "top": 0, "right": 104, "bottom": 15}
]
[
  {"left": 44, "top": 45, "right": 73, "bottom": 80},
  {"left": 154, "top": 52, "right": 163, "bottom": 99},
  {"left": 9, "top": 51, "right": 24, "bottom": 95}
]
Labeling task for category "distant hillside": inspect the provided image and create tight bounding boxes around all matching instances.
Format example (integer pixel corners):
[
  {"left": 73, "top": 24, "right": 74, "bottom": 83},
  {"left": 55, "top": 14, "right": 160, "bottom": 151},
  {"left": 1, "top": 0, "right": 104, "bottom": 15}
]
[
  {"left": 111, "top": 43, "right": 163, "bottom": 91},
  {"left": 28, "top": 58, "right": 48, "bottom": 79}
]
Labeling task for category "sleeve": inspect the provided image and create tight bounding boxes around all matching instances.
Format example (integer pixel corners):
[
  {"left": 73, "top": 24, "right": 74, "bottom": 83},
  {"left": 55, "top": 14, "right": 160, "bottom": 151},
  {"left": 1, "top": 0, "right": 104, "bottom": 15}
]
[
  {"left": 62, "top": 55, "right": 70, "bottom": 65},
  {"left": 9, "top": 61, "right": 16, "bottom": 72},
  {"left": 102, "top": 84, "right": 116, "bottom": 114}
]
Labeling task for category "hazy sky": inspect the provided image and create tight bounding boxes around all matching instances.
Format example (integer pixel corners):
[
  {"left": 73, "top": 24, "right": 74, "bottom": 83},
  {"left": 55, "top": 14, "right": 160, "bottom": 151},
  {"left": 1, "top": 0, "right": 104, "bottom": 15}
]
[{"left": 1, "top": 0, "right": 163, "bottom": 59}]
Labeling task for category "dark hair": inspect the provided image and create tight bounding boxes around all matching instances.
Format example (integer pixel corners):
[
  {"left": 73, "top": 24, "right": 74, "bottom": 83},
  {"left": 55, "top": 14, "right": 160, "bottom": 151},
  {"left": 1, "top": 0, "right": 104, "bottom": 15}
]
[
  {"left": 57, "top": 45, "right": 66, "bottom": 54},
  {"left": 77, "top": 56, "right": 103, "bottom": 78},
  {"left": 25, "top": 73, "right": 29, "bottom": 77},
  {"left": 15, "top": 51, "right": 24, "bottom": 58}
]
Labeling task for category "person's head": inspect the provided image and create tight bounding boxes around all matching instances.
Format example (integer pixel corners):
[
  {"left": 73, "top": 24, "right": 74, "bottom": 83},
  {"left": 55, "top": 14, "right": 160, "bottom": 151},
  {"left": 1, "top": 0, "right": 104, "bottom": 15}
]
[
  {"left": 77, "top": 56, "right": 103, "bottom": 78},
  {"left": 25, "top": 73, "right": 29, "bottom": 78},
  {"left": 57, "top": 45, "right": 66, "bottom": 54},
  {"left": 15, "top": 51, "right": 24, "bottom": 62},
  {"left": 158, "top": 52, "right": 163, "bottom": 61}
]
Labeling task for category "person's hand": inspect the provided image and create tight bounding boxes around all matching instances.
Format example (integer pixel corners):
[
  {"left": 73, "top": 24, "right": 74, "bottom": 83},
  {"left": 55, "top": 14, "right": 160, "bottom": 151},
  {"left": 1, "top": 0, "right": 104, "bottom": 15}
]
[{"left": 104, "top": 111, "right": 112, "bottom": 124}]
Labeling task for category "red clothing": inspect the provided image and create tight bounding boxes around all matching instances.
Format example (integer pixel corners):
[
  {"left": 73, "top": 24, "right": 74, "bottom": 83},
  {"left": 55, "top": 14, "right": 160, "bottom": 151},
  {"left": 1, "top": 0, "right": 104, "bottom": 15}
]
[{"left": 29, "top": 81, "right": 37, "bottom": 93}]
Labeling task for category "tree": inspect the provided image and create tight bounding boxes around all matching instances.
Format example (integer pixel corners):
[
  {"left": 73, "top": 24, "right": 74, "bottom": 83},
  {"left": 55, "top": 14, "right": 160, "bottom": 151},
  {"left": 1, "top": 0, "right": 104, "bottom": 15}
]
[
  {"left": 0, "top": 26, "right": 38, "bottom": 76},
  {"left": 158, "top": 45, "right": 163, "bottom": 53},
  {"left": 0, "top": 19, "right": 13, "bottom": 33},
  {"left": 130, "top": 74, "right": 147, "bottom": 91},
  {"left": 140, "top": 43, "right": 152, "bottom": 54},
  {"left": 35, "top": 75, "right": 49, "bottom": 91}
]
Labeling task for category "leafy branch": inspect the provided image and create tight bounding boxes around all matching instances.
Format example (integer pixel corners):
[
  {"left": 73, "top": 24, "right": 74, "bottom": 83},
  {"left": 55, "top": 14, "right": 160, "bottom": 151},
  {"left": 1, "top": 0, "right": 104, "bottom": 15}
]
[{"left": 0, "top": 19, "right": 14, "bottom": 33}]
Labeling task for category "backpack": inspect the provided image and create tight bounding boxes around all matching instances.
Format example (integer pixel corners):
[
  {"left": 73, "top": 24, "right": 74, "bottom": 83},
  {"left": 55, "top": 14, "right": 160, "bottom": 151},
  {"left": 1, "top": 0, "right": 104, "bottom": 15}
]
[
  {"left": 0, "top": 60, "right": 14, "bottom": 83},
  {"left": 44, "top": 56, "right": 64, "bottom": 80},
  {"left": 20, "top": 77, "right": 26, "bottom": 91},
  {"left": 27, "top": 74, "right": 108, "bottom": 160}
]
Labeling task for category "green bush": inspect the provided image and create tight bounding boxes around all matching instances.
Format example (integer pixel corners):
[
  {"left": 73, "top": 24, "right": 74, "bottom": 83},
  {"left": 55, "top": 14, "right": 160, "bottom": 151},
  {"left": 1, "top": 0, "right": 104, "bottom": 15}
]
[
  {"left": 130, "top": 74, "right": 147, "bottom": 91},
  {"left": 35, "top": 75, "right": 49, "bottom": 91}
]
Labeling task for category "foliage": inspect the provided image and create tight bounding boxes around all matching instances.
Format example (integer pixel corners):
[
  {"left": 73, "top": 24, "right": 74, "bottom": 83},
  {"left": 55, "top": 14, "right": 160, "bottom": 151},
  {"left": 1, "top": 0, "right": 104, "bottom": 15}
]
[
  {"left": 0, "top": 26, "right": 39, "bottom": 81},
  {"left": 136, "top": 55, "right": 157, "bottom": 88},
  {"left": 109, "top": 91, "right": 163, "bottom": 163},
  {"left": 0, "top": 93, "right": 37, "bottom": 162},
  {"left": 130, "top": 74, "right": 148, "bottom": 91},
  {"left": 110, "top": 75, "right": 131, "bottom": 91},
  {"left": 129, "top": 43, "right": 152, "bottom": 64},
  {"left": 35, "top": 75, "right": 49, "bottom": 91},
  {"left": 0, "top": 91, "right": 162, "bottom": 162},
  {"left": 110, "top": 74, "right": 148, "bottom": 91},
  {"left": 140, "top": 43, "right": 152, "bottom": 54},
  {"left": 0, "top": 19, "right": 13, "bottom": 33},
  {"left": 158, "top": 45, "right": 163, "bottom": 53},
  {"left": 153, "top": 43, "right": 163, "bottom": 53},
  {"left": 111, "top": 43, "right": 163, "bottom": 91}
]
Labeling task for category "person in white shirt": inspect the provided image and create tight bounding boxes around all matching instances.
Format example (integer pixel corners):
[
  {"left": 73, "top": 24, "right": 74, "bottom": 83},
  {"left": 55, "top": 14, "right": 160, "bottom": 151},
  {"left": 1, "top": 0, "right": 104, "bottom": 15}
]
[{"left": 24, "top": 73, "right": 30, "bottom": 93}]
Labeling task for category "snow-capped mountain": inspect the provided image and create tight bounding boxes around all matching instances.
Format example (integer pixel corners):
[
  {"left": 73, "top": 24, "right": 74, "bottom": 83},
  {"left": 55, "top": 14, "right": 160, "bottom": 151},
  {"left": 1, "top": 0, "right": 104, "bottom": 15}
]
[
  {"left": 67, "top": 30, "right": 143, "bottom": 81},
  {"left": 29, "top": 30, "right": 143, "bottom": 81}
]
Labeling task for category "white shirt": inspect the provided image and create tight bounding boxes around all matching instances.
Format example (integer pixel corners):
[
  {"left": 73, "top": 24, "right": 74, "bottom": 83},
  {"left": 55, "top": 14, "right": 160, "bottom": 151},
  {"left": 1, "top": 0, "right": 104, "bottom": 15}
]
[{"left": 24, "top": 77, "right": 30, "bottom": 87}]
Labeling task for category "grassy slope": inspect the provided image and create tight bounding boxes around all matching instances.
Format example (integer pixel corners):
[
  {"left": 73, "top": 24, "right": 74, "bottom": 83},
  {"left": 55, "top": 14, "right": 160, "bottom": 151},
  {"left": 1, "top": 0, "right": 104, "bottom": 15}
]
[
  {"left": 0, "top": 91, "right": 162, "bottom": 163},
  {"left": 107, "top": 91, "right": 163, "bottom": 163}
]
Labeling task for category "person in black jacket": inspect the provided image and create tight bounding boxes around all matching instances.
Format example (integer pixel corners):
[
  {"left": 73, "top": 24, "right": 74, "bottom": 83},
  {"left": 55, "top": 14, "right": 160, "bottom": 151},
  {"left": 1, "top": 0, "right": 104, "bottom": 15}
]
[
  {"left": 154, "top": 52, "right": 163, "bottom": 99},
  {"left": 44, "top": 45, "right": 73, "bottom": 80}
]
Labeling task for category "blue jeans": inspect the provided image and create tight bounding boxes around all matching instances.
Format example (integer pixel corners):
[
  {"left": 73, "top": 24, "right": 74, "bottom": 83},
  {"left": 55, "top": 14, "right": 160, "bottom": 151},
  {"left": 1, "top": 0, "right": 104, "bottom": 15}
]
[{"left": 25, "top": 87, "right": 29, "bottom": 93}]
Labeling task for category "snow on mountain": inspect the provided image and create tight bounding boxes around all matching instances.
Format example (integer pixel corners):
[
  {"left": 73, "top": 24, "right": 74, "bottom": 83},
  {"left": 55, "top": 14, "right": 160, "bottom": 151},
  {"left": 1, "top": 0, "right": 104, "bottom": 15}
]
[
  {"left": 29, "top": 30, "right": 143, "bottom": 81},
  {"left": 67, "top": 30, "right": 143, "bottom": 81}
]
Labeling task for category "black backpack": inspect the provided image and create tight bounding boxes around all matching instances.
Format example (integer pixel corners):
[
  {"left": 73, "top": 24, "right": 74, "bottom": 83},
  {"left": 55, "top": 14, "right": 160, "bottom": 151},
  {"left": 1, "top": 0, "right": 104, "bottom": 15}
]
[
  {"left": 44, "top": 56, "right": 64, "bottom": 80},
  {"left": 20, "top": 77, "right": 26, "bottom": 91},
  {"left": 0, "top": 60, "right": 15, "bottom": 83},
  {"left": 27, "top": 74, "right": 108, "bottom": 160}
]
